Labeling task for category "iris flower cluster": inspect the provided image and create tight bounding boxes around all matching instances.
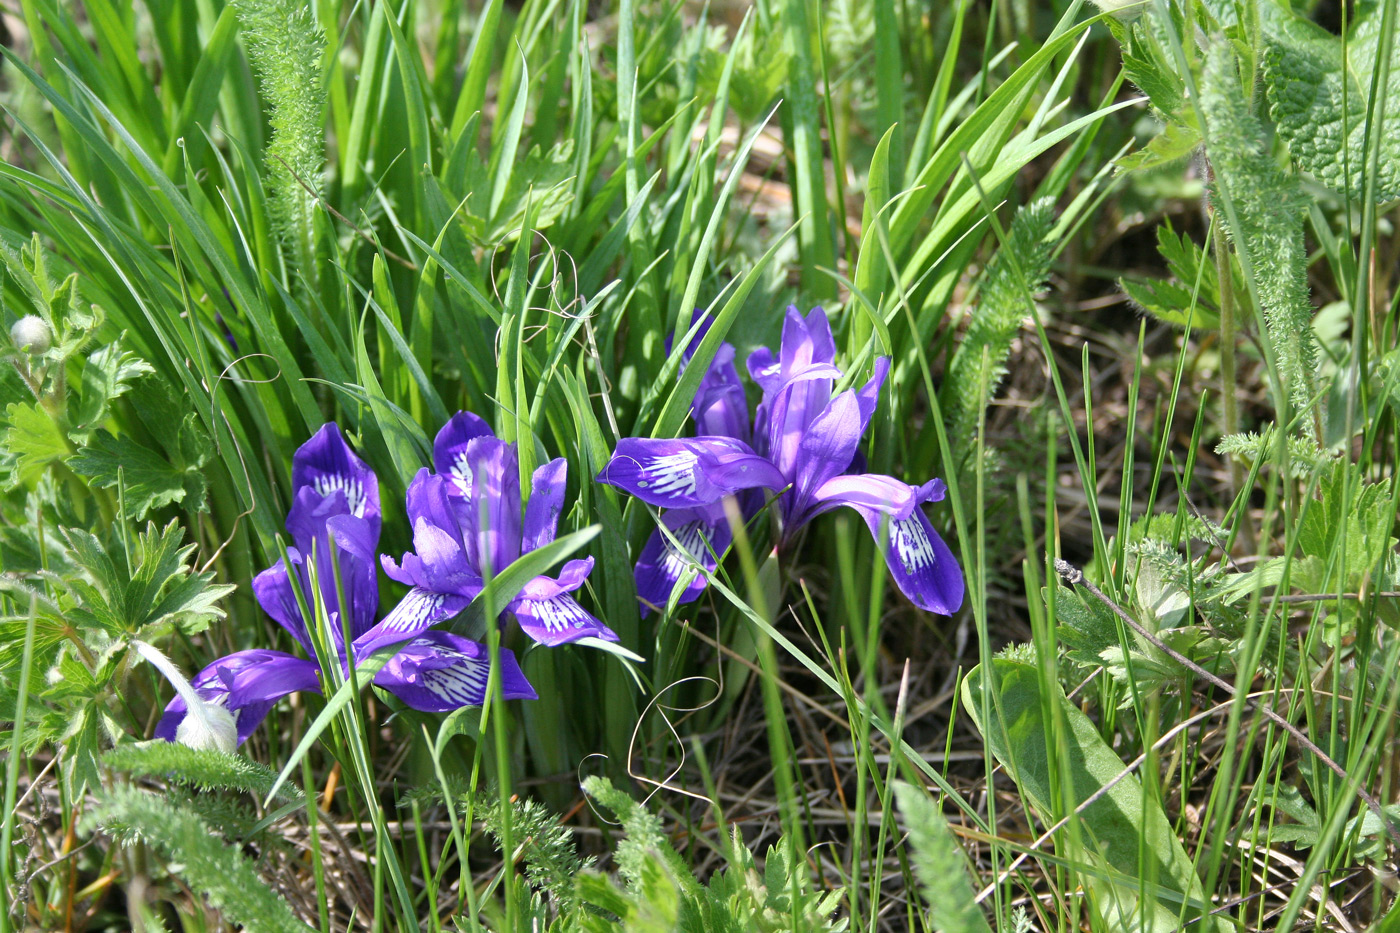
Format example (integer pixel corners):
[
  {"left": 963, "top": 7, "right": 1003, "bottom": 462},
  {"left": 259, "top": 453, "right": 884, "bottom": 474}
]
[
  {"left": 157, "top": 418, "right": 615, "bottom": 746},
  {"left": 599, "top": 306, "right": 964, "bottom": 617},
  {"left": 155, "top": 306, "right": 961, "bottom": 748}
]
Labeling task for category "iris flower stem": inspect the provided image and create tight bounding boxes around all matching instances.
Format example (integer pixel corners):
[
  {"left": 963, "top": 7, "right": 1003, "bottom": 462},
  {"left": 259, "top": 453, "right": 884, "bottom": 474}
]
[{"left": 726, "top": 498, "right": 804, "bottom": 933}]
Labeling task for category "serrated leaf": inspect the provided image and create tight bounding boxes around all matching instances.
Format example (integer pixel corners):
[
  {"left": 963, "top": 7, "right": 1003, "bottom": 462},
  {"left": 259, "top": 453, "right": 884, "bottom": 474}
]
[
  {"left": 1116, "top": 119, "right": 1202, "bottom": 173},
  {"left": 72, "top": 343, "right": 154, "bottom": 433},
  {"left": 1052, "top": 584, "right": 1122, "bottom": 671},
  {"left": 1, "top": 401, "right": 71, "bottom": 486},
  {"left": 1120, "top": 277, "right": 1221, "bottom": 329},
  {"left": 1263, "top": 4, "right": 1400, "bottom": 202},
  {"left": 129, "top": 379, "right": 214, "bottom": 468},
  {"left": 1121, "top": 21, "right": 1189, "bottom": 117},
  {"left": 68, "top": 430, "right": 206, "bottom": 518},
  {"left": 63, "top": 703, "right": 106, "bottom": 798},
  {"left": 54, "top": 521, "right": 229, "bottom": 636}
]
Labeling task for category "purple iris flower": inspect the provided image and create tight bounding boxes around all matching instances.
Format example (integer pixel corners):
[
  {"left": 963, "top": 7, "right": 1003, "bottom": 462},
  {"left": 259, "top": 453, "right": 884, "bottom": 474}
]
[
  {"left": 599, "top": 307, "right": 964, "bottom": 615},
  {"left": 353, "top": 412, "right": 619, "bottom": 656},
  {"left": 156, "top": 424, "right": 535, "bottom": 747},
  {"left": 626, "top": 321, "right": 757, "bottom": 615}
]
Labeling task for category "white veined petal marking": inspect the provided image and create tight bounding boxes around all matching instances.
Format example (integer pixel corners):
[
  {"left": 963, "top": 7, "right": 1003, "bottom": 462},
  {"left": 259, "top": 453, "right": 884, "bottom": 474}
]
[
  {"left": 388, "top": 589, "right": 445, "bottom": 632},
  {"left": 410, "top": 643, "right": 490, "bottom": 706},
  {"left": 890, "top": 517, "right": 936, "bottom": 574},
  {"left": 531, "top": 596, "right": 589, "bottom": 633},
  {"left": 635, "top": 451, "right": 699, "bottom": 497},
  {"left": 660, "top": 521, "right": 708, "bottom": 578},
  {"left": 449, "top": 451, "right": 473, "bottom": 495},
  {"left": 313, "top": 473, "right": 367, "bottom": 517}
]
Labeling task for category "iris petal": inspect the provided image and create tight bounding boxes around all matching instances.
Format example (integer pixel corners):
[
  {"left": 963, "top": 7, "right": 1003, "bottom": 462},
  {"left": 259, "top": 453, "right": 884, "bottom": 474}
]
[
  {"left": 373, "top": 631, "right": 536, "bottom": 711},
  {"left": 598, "top": 437, "right": 785, "bottom": 509},
  {"left": 859, "top": 506, "right": 965, "bottom": 615},
  {"left": 463, "top": 436, "right": 523, "bottom": 575},
  {"left": 633, "top": 504, "right": 732, "bottom": 616},
  {"left": 511, "top": 593, "right": 619, "bottom": 646},
  {"left": 523, "top": 458, "right": 567, "bottom": 551},
  {"left": 293, "top": 423, "right": 380, "bottom": 533},
  {"left": 354, "top": 587, "right": 472, "bottom": 657},
  {"left": 156, "top": 650, "right": 321, "bottom": 747},
  {"left": 807, "top": 473, "right": 916, "bottom": 519},
  {"left": 433, "top": 411, "right": 496, "bottom": 495},
  {"left": 251, "top": 556, "right": 313, "bottom": 654}
]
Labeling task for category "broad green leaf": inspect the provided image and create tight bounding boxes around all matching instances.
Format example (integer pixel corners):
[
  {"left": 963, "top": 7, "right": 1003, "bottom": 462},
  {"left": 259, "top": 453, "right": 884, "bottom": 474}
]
[
  {"left": 1, "top": 401, "right": 70, "bottom": 486},
  {"left": 962, "top": 658, "right": 1227, "bottom": 933},
  {"left": 1263, "top": 3, "right": 1400, "bottom": 202},
  {"left": 68, "top": 430, "right": 205, "bottom": 518},
  {"left": 72, "top": 343, "right": 154, "bottom": 433}
]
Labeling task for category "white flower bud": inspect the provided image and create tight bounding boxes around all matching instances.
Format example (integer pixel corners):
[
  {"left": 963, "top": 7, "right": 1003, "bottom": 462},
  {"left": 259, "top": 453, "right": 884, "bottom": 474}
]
[
  {"left": 131, "top": 640, "right": 238, "bottom": 754},
  {"left": 10, "top": 315, "right": 52, "bottom": 355},
  {"left": 174, "top": 702, "right": 239, "bottom": 754}
]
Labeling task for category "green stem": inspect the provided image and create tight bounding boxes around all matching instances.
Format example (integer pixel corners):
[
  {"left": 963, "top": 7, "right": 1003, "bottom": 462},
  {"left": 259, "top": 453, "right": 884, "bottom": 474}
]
[{"left": 1213, "top": 212, "right": 1252, "bottom": 551}]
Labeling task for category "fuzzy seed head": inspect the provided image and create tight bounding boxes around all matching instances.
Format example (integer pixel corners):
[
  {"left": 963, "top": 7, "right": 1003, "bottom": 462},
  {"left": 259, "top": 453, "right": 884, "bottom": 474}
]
[
  {"left": 175, "top": 703, "right": 239, "bottom": 754},
  {"left": 11, "top": 315, "right": 51, "bottom": 355}
]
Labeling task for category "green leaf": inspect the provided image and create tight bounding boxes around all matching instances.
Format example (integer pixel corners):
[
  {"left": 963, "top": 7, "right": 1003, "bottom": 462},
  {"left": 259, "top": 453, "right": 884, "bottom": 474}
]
[
  {"left": 1119, "top": 276, "right": 1220, "bottom": 329},
  {"left": 129, "top": 378, "right": 214, "bottom": 469},
  {"left": 943, "top": 198, "right": 1057, "bottom": 453},
  {"left": 962, "top": 658, "right": 1227, "bottom": 932},
  {"left": 893, "top": 781, "right": 993, "bottom": 932},
  {"left": 1, "top": 401, "right": 70, "bottom": 487},
  {"left": 62, "top": 702, "right": 109, "bottom": 798},
  {"left": 71, "top": 342, "right": 154, "bottom": 433},
  {"left": 1263, "top": 3, "right": 1400, "bottom": 202},
  {"left": 1201, "top": 42, "right": 1316, "bottom": 415},
  {"left": 103, "top": 743, "right": 303, "bottom": 804},
  {"left": 68, "top": 430, "right": 205, "bottom": 518},
  {"left": 1119, "top": 20, "right": 1189, "bottom": 118},
  {"left": 1115, "top": 119, "right": 1201, "bottom": 173},
  {"left": 56, "top": 520, "right": 232, "bottom": 636},
  {"left": 1295, "top": 460, "right": 1397, "bottom": 592},
  {"left": 85, "top": 785, "right": 316, "bottom": 933}
]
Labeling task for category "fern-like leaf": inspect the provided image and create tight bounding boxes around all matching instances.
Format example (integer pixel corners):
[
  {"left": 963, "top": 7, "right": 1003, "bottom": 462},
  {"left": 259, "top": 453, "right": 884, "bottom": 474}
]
[
  {"left": 1199, "top": 42, "right": 1316, "bottom": 420},
  {"left": 232, "top": 0, "right": 326, "bottom": 279},
  {"left": 582, "top": 776, "right": 701, "bottom": 898},
  {"left": 86, "top": 785, "right": 314, "bottom": 933},
  {"left": 943, "top": 198, "right": 1057, "bottom": 459},
  {"left": 893, "top": 781, "right": 993, "bottom": 933},
  {"left": 103, "top": 742, "right": 303, "bottom": 804}
]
